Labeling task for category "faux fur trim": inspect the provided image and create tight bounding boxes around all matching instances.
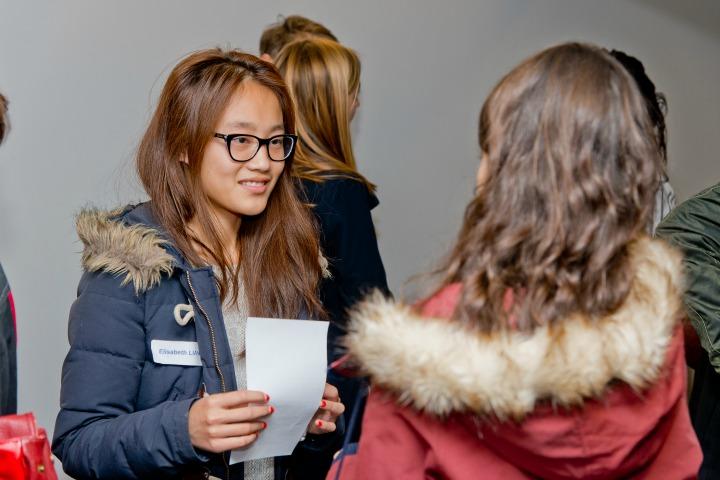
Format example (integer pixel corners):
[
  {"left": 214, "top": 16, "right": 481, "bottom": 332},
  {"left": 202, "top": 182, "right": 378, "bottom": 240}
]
[
  {"left": 346, "top": 238, "right": 684, "bottom": 420},
  {"left": 77, "top": 208, "right": 332, "bottom": 292},
  {"left": 76, "top": 208, "right": 175, "bottom": 294}
]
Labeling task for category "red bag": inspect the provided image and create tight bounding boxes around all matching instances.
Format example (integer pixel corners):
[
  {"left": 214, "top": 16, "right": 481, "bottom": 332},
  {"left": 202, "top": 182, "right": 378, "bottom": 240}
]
[{"left": 0, "top": 413, "right": 58, "bottom": 480}]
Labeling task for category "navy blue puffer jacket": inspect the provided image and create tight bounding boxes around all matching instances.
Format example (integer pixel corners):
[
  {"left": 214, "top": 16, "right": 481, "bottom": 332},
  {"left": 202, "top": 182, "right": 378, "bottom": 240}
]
[{"left": 52, "top": 203, "right": 340, "bottom": 480}]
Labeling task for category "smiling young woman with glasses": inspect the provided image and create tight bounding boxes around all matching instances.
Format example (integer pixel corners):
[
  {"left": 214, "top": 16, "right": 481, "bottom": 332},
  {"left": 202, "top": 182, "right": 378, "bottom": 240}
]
[{"left": 52, "top": 48, "right": 344, "bottom": 480}]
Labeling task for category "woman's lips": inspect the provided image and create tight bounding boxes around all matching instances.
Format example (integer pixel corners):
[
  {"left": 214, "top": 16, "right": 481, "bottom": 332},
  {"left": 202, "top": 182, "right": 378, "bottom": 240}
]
[{"left": 238, "top": 179, "right": 270, "bottom": 193}]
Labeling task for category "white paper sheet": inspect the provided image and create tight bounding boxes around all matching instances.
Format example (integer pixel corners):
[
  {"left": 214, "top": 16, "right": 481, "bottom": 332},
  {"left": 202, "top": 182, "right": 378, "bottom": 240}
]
[{"left": 229, "top": 317, "right": 329, "bottom": 464}]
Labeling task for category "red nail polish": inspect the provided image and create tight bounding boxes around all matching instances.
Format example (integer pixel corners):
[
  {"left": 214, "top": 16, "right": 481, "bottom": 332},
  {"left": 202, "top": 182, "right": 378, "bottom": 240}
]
[
  {"left": 261, "top": 421, "right": 267, "bottom": 430},
  {"left": 268, "top": 406, "right": 275, "bottom": 414},
  {"left": 321, "top": 400, "right": 327, "bottom": 408},
  {"left": 317, "top": 420, "right": 323, "bottom": 428},
  {"left": 264, "top": 393, "right": 270, "bottom": 402}
]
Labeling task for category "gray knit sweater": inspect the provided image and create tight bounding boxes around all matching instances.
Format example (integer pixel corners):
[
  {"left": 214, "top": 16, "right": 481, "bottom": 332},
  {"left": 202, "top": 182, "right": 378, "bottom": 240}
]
[{"left": 221, "top": 280, "right": 273, "bottom": 480}]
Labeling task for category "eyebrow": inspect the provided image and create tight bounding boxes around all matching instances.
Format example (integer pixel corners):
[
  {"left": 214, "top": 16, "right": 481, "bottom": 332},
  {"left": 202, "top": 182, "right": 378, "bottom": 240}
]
[{"left": 224, "top": 121, "right": 285, "bottom": 133}]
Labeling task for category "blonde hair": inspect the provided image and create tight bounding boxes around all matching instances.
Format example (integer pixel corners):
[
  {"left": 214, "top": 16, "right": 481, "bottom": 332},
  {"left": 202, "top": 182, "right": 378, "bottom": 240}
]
[{"left": 274, "top": 38, "right": 375, "bottom": 191}]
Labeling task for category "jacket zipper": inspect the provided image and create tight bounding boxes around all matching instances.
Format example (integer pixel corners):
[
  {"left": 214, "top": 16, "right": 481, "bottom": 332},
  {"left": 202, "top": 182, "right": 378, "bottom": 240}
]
[
  {"left": 186, "top": 271, "right": 227, "bottom": 393},
  {"left": 185, "top": 271, "right": 231, "bottom": 479}
]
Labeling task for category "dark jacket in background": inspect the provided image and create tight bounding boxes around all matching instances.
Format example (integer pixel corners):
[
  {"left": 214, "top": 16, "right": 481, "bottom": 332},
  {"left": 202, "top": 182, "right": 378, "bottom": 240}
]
[
  {"left": 52, "top": 203, "right": 340, "bottom": 480},
  {"left": 301, "top": 177, "right": 389, "bottom": 473},
  {"left": 302, "top": 177, "right": 390, "bottom": 362},
  {"left": 0, "top": 262, "right": 17, "bottom": 415},
  {"left": 657, "top": 182, "right": 720, "bottom": 480}
]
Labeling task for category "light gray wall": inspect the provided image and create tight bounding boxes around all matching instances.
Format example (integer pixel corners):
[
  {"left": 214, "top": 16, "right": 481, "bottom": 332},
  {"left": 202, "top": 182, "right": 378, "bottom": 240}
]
[{"left": 0, "top": 1, "right": 718, "bottom": 477}]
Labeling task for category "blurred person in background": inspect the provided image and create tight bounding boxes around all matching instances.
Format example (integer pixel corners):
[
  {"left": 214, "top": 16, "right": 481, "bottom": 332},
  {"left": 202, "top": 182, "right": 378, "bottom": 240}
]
[
  {"left": 658, "top": 184, "right": 720, "bottom": 479},
  {"left": 0, "top": 92, "right": 17, "bottom": 417},
  {"left": 608, "top": 49, "right": 676, "bottom": 232},
  {"left": 259, "top": 14, "right": 337, "bottom": 62}
]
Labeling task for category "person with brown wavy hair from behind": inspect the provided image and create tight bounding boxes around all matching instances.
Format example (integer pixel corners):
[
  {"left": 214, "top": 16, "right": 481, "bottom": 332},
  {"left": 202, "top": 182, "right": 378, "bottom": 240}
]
[
  {"left": 328, "top": 42, "right": 701, "bottom": 480},
  {"left": 275, "top": 37, "right": 390, "bottom": 477},
  {"left": 259, "top": 14, "right": 337, "bottom": 62},
  {"left": 52, "top": 48, "right": 344, "bottom": 480}
]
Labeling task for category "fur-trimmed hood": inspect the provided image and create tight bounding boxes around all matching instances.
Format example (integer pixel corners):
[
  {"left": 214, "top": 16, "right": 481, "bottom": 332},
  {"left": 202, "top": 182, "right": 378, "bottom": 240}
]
[
  {"left": 76, "top": 205, "right": 331, "bottom": 294},
  {"left": 76, "top": 207, "right": 175, "bottom": 293},
  {"left": 345, "top": 237, "right": 684, "bottom": 421}
]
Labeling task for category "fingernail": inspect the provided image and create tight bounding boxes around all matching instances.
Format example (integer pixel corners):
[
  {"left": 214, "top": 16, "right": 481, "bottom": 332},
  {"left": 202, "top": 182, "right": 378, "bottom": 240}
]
[
  {"left": 320, "top": 400, "right": 327, "bottom": 408},
  {"left": 268, "top": 406, "right": 275, "bottom": 414},
  {"left": 261, "top": 421, "right": 267, "bottom": 430},
  {"left": 316, "top": 420, "right": 323, "bottom": 428},
  {"left": 264, "top": 393, "right": 270, "bottom": 402}
]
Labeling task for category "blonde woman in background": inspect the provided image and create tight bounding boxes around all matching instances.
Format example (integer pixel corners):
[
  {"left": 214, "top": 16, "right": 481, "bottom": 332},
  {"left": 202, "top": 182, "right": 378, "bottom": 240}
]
[{"left": 274, "top": 38, "right": 390, "bottom": 477}]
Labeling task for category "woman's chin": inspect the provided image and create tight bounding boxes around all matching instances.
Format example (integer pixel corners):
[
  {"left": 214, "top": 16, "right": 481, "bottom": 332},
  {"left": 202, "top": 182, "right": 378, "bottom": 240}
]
[{"left": 232, "top": 200, "right": 270, "bottom": 217}]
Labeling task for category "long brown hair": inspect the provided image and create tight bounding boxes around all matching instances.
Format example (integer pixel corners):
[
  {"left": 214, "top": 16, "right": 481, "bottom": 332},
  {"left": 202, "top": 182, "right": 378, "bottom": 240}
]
[
  {"left": 136, "top": 48, "right": 322, "bottom": 318},
  {"left": 442, "top": 43, "right": 662, "bottom": 332},
  {"left": 274, "top": 38, "right": 375, "bottom": 192}
]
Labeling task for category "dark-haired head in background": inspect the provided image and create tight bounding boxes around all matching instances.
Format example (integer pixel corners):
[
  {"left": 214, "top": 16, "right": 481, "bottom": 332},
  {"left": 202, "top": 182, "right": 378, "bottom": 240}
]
[
  {"left": 259, "top": 15, "right": 337, "bottom": 62},
  {"left": 0, "top": 91, "right": 17, "bottom": 416},
  {"left": 609, "top": 50, "right": 668, "bottom": 162},
  {"left": 609, "top": 50, "right": 676, "bottom": 232}
]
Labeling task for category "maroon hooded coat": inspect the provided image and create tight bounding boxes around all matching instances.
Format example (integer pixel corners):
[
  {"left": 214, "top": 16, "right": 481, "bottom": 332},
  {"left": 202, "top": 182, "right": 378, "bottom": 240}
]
[{"left": 329, "top": 238, "right": 701, "bottom": 479}]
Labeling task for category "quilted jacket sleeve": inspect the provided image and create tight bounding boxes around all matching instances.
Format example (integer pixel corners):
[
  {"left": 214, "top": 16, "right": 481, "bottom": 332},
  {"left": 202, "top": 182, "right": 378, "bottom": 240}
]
[
  {"left": 52, "top": 271, "right": 204, "bottom": 479},
  {"left": 657, "top": 184, "right": 720, "bottom": 373}
]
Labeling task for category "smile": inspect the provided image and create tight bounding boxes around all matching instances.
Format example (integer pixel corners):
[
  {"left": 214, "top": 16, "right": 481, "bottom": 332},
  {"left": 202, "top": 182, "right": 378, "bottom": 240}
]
[{"left": 239, "top": 179, "right": 270, "bottom": 193}]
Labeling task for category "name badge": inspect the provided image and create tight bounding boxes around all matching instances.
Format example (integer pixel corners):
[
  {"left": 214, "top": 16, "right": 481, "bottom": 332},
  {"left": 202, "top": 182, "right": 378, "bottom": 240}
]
[{"left": 151, "top": 340, "right": 202, "bottom": 366}]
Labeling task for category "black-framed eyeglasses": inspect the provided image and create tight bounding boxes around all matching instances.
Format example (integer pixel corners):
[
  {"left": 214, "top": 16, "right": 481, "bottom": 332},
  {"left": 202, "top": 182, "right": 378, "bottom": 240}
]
[{"left": 213, "top": 133, "right": 297, "bottom": 162}]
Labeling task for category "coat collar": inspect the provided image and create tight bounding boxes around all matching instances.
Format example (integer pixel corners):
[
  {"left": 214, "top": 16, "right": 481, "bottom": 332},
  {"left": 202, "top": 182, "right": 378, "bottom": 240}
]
[
  {"left": 76, "top": 204, "right": 177, "bottom": 294},
  {"left": 345, "top": 237, "right": 684, "bottom": 421}
]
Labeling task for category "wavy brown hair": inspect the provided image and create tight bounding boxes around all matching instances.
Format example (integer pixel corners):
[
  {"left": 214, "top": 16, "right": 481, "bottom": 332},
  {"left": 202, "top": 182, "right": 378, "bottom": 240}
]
[
  {"left": 442, "top": 43, "right": 662, "bottom": 332},
  {"left": 274, "top": 38, "right": 375, "bottom": 192},
  {"left": 137, "top": 48, "right": 323, "bottom": 318}
]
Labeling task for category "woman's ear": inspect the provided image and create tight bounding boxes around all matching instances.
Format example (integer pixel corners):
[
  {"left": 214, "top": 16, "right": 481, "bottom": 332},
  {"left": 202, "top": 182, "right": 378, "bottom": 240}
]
[
  {"left": 260, "top": 53, "right": 274, "bottom": 64},
  {"left": 476, "top": 153, "right": 490, "bottom": 188},
  {"left": 180, "top": 154, "right": 189, "bottom": 165}
]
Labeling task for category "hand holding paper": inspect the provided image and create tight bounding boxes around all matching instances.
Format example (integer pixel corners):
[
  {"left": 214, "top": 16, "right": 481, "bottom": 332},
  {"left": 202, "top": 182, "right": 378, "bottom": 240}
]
[
  {"left": 188, "top": 390, "right": 271, "bottom": 453},
  {"left": 230, "top": 317, "right": 329, "bottom": 464},
  {"left": 307, "top": 383, "right": 345, "bottom": 434}
]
